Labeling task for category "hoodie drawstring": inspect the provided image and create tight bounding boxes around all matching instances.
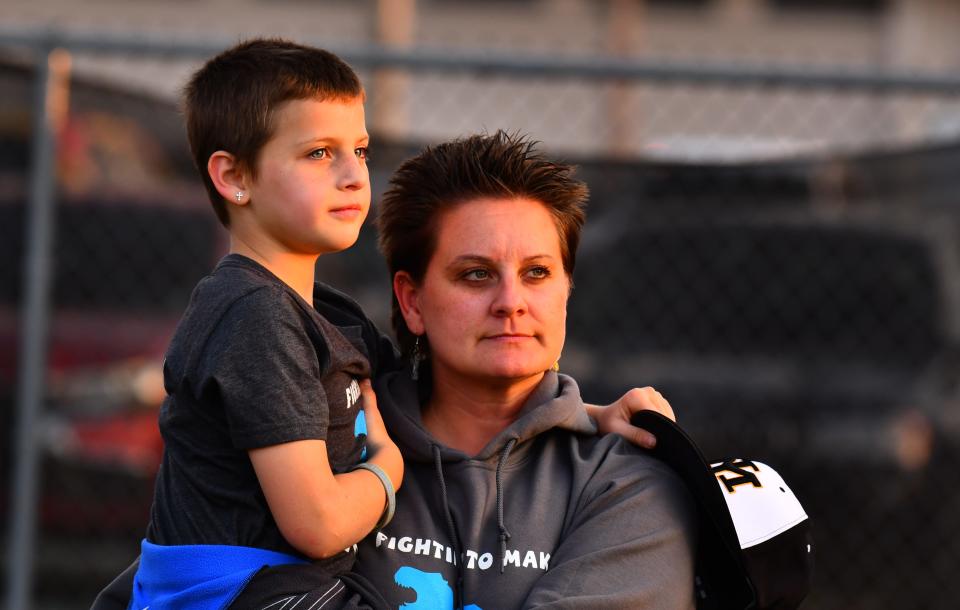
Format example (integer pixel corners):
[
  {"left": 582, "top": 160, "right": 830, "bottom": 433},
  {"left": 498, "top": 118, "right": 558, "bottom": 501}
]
[
  {"left": 432, "top": 437, "right": 519, "bottom": 606},
  {"left": 496, "top": 437, "right": 517, "bottom": 574},
  {"left": 433, "top": 444, "right": 466, "bottom": 610}
]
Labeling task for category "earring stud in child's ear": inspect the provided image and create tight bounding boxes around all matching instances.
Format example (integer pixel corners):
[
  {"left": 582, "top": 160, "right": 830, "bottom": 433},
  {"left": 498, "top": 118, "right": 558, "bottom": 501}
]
[{"left": 235, "top": 191, "right": 244, "bottom": 202}]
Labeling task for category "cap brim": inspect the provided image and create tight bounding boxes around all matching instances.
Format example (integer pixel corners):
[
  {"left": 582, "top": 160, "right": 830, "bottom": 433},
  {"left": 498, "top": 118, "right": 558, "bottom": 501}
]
[{"left": 632, "top": 410, "right": 756, "bottom": 609}]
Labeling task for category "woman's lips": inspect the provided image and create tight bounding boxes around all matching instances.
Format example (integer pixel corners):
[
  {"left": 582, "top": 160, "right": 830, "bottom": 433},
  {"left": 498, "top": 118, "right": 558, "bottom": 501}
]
[{"left": 484, "top": 334, "right": 535, "bottom": 343}]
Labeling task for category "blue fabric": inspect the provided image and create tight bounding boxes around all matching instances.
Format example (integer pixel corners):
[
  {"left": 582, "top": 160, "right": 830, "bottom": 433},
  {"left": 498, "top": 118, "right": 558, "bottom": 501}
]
[{"left": 129, "top": 539, "right": 307, "bottom": 610}]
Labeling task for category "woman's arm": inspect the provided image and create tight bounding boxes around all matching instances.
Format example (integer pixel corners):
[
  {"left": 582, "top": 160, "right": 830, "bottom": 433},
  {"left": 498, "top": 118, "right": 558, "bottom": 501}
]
[
  {"left": 585, "top": 386, "right": 676, "bottom": 448},
  {"left": 521, "top": 446, "right": 697, "bottom": 609}
]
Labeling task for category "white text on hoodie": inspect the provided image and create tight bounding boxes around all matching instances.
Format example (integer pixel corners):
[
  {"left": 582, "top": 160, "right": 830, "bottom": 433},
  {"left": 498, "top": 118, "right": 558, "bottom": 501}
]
[{"left": 374, "top": 532, "right": 551, "bottom": 571}]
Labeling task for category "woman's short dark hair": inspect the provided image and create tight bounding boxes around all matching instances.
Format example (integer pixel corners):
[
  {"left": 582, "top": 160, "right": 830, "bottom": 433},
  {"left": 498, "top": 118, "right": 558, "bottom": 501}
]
[
  {"left": 184, "top": 38, "right": 363, "bottom": 226},
  {"left": 377, "top": 130, "right": 588, "bottom": 357}
]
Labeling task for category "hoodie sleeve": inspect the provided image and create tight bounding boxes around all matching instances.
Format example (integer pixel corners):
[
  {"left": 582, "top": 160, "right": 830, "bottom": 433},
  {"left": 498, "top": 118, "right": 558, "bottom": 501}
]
[{"left": 521, "top": 442, "right": 698, "bottom": 609}]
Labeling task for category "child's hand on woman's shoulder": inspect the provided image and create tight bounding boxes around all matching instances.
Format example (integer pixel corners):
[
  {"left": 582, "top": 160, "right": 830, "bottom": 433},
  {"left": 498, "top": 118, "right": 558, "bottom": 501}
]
[{"left": 586, "top": 386, "right": 676, "bottom": 449}]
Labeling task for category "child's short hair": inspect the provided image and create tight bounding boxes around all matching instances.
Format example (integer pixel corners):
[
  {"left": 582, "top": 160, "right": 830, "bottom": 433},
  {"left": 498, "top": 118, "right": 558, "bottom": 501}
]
[
  {"left": 184, "top": 38, "right": 364, "bottom": 226},
  {"left": 377, "top": 130, "right": 588, "bottom": 357}
]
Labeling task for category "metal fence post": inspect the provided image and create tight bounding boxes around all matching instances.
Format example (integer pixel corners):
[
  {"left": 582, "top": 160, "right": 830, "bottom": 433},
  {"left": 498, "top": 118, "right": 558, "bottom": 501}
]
[{"left": 5, "top": 41, "right": 71, "bottom": 610}]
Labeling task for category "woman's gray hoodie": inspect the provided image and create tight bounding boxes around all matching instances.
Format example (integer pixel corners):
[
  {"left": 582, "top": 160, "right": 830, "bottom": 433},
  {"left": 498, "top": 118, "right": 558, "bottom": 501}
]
[{"left": 356, "top": 370, "right": 697, "bottom": 609}]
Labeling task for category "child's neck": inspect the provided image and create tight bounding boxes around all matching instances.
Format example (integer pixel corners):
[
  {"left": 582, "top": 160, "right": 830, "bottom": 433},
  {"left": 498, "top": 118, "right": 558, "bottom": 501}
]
[{"left": 230, "top": 238, "right": 318, "bottom": 306}]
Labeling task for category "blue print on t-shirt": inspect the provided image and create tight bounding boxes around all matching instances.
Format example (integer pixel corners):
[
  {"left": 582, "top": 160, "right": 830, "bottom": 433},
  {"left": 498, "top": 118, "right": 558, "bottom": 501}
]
[
  {"left": 394, "top": 566, "right": 482, "bottom": 610},
  {"left": 354, "top": 409, "right": 368, "bottom": 460}
]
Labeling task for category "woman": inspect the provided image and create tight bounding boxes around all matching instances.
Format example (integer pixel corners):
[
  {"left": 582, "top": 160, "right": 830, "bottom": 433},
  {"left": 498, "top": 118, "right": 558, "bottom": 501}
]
[
  {"left": 352, "top": 131, "right": 696, "bottom": 609},
  {"left": 91, "top": 131, "right": 692, "bottom": 609}
]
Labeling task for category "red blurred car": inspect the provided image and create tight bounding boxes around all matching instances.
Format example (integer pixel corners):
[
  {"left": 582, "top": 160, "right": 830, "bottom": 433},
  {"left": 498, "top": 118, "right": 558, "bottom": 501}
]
[{"left": 0, "top": 57, "right": 224, "bottom": 537}]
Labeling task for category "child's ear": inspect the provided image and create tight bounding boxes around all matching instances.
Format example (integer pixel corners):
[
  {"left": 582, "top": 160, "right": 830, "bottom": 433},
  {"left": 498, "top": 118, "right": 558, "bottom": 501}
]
[
  {"left": 394, "top": 271, "right": 425, "bottom": 335},
  {"left": 207, "top": 151, "right": 249, "bottom": 207}
]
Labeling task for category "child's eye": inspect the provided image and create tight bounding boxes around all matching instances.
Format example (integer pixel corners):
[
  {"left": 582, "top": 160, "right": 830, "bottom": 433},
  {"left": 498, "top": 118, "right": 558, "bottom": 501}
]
[
  {"left": 355, "top": 147, "right": 370, "bottom": 161},
  {"left": 309, "top": 148, "right": 329, "bottom": 160}
]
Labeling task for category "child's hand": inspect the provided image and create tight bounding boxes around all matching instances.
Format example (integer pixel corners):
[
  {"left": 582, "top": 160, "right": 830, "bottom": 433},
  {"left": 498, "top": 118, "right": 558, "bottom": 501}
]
[
  {"left": 359, "top": 379, "right": 404, "bottom": 491},
  {"left": 585, "top": 387, "right": 675, "bottom": 449}
]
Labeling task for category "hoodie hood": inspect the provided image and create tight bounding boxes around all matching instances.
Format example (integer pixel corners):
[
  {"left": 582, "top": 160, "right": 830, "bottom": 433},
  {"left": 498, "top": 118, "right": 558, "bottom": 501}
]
[{"left": 375, "top": 369, "right": 598, "bottom": 463}]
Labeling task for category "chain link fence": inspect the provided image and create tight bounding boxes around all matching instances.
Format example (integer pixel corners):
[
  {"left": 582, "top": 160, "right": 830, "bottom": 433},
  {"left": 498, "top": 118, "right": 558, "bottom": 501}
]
[{"left": 3, "top": 26, "right": 960, "bottom": 609}]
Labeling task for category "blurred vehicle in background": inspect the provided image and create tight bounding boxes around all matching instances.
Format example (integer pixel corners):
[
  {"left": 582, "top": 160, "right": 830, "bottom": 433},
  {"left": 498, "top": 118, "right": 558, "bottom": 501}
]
[
  {"left": 0, "top": 57, "right": 223, "bottom": 583},
  {"left": 571, "top": 150, "right": 954, "bottom": 465}
]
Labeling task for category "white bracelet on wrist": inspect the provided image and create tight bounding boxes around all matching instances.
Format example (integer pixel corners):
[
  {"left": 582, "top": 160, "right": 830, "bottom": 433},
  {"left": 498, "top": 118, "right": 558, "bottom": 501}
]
[{"left": 352, "top": 461, "right": 396, "bottom": 530}]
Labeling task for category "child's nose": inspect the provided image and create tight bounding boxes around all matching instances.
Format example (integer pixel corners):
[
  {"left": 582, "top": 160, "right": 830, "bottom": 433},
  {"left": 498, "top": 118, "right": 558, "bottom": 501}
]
[{"left": 338, "top": 155, "right": 368, "bottom": 191}]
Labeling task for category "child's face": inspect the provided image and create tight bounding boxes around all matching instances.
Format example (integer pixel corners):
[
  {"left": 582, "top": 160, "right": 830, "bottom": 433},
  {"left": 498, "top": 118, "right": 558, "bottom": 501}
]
[{"left": 244, "top": 96, "right": 370, "bottom": 256}]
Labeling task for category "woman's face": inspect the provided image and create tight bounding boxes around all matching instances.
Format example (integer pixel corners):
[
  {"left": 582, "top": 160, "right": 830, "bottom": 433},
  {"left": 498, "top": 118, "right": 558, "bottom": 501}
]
[{"left": 397, "top": 197, "right": 570, "bottom": 386}]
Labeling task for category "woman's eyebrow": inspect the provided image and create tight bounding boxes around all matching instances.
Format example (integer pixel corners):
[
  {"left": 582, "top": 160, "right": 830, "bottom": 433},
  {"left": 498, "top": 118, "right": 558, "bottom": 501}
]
[
  {"left": 447, "top": 255, "right": 491, "bottom": 268},
  {"left": 447, "top": 254, "right": 556, "bottom": 267}
]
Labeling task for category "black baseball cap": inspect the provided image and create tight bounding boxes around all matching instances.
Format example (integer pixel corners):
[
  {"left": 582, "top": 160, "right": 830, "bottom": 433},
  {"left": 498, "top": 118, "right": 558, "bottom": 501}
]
[{"left": 632, "top": 410, "right": 814, "bottom": 610}]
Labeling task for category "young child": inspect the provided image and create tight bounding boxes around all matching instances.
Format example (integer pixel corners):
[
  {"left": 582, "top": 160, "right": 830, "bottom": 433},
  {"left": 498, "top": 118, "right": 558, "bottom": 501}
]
[{"left": 129, "top": 38, "right": 402, "bottom": 610}]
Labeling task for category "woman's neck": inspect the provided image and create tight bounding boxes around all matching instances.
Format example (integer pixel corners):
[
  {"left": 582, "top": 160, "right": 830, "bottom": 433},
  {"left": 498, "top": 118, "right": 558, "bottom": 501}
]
[{"left": 422, "top": 370, "right": 545, "bottom": 455}]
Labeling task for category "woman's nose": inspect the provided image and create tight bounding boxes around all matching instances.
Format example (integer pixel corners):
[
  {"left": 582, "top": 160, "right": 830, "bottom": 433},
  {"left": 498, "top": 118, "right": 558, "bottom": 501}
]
[{"left": 491, "top": 276, "right": 526, "bottom": 317}]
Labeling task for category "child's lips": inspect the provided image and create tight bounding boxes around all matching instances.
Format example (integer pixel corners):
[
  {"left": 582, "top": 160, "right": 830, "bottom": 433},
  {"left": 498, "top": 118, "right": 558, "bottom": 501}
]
[{"left": 329, "top": 204, "right": 363, "bottom": 219}]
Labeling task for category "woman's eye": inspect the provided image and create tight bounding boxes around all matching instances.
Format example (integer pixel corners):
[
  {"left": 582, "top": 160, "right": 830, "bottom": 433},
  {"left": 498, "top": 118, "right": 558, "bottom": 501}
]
[
  {"left": 463, "top": 269, "right": 491, "bottom": 281},
  {"left": 527, "top": 266, "right": 551, "bottom": 279},
  {"left": 309, "top": 148, "right": 328, "bottom": 160},
  {"left": 355, "top": 146, "right": 370, "bottom": 160}
]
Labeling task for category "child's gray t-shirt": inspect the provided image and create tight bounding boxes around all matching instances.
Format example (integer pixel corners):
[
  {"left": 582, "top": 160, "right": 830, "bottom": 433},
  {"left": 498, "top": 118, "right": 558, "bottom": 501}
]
[{"left": 146, "top": 254, "right": 375, "bottom": 572}]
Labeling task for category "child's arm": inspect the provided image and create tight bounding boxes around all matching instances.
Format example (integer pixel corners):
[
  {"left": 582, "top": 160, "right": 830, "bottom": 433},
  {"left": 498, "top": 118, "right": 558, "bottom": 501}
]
[{"left": 249, "top": 380, "right": 403, "bottom": 559}]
